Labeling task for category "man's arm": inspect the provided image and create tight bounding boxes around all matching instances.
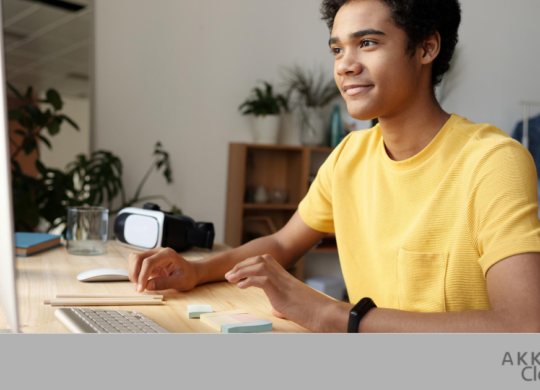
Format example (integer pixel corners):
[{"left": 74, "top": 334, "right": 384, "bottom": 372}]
[
  {"left": 194, "top": 211, "right": 326, "bottom": 284},
  {"left": 320, "top": 252, "right": 540, "bottom": 332},
  {"left": 129, "top": 211, "right": 326, "bottom": 291},
  {"left": 226, "top": 251, "right": 540, "bottom": 333}
]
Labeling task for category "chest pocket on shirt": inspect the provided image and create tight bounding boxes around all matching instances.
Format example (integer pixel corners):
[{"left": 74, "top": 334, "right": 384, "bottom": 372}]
[{"left": 397, "top": 248, "right": 448, "bottom": 313}]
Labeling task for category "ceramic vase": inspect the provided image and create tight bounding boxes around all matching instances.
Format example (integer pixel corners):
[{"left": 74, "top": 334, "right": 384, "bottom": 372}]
[
  {"left": 279, "top": 112, "right": 301, "bottom": 146},
  {"left": 300, "top": 106, "right": 326, "bottom": 146}
]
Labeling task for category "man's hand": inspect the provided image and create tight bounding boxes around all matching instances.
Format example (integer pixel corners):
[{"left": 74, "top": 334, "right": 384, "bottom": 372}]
[
  {"left": 128, "top": 247, "right": 199, "bottom": 292},
  {"left": 225, "top": 254, "right": 339, "bottom": 332}
]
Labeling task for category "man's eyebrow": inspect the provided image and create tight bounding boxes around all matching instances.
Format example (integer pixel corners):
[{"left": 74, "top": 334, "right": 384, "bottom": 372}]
[{"left": 328, "top": 29, "right": 386, "bottom": 46}]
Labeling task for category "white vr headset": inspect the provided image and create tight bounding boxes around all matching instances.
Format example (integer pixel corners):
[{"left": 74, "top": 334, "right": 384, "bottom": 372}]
[{"left": 114, "top": 203, "right": 215, "bottom": 252}]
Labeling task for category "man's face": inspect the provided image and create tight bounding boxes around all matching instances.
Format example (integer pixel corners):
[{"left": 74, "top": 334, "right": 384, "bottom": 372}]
[{"left": 330, "top": 0, "right": 422, "bottom": 121}]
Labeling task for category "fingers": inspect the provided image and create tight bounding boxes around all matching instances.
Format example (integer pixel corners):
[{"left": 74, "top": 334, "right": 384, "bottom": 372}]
[
  {"left": 128, "top": 248, "right": 162, "bottom": 283},
  {"left": 225, "top": 254, "right": 279, "bottom": 281},
  {"left": 237, "top": 276, "right": 274, "bottom": 292},
  {"left": 225, "top": 261, "right": 274, "bottom": 283},
  {"left": 225, "top": 255, "right": 265, "bottom": 278},
  {"left": 146, "top": 276, "right": 176, "bottom": 291},
  {"left": 137, "top": 248, "right": 178, "bottom": 292},
  {"left": 272, "top": 308, "right": 286, "bottom": 319}
]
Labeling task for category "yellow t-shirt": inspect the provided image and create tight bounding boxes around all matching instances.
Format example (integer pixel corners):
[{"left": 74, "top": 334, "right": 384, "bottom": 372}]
[{"left": 298, "top": 113, "right": 540, "bottom": 312}]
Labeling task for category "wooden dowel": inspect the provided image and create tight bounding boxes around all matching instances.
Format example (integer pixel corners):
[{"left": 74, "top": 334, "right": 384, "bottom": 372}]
[
  {"left": 55, "top": 294, "right": 163, "bottom": 300},
  {"left": 43, "top": 294, "right": 163, "bottom": 305},
  {"left": 47, "top": 298, "right": 164, "bottom": 306}
]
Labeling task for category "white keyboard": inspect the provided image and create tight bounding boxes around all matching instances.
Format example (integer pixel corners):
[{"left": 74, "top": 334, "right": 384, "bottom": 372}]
[{"left": 55, "top": 308, "right": 170, "bottom": 333}]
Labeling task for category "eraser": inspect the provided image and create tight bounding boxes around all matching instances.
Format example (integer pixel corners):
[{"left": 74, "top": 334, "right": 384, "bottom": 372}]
[
  {"left": 187, "top": 304, "right": 213, "bottom": 318},
  {"left": 222, "top": 319, "right": 273, "bottom": 334},
  {"left": 199, "top": 310, "right": 247, "bottom": 331}
]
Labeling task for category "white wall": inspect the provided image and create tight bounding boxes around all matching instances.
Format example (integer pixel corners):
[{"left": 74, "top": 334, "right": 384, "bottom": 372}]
[
  {"left": 93, "top": 0, "right": 336, "bottom": 241},
  {"left": 93, "top": 0, "right": 540, "bottom": 282},
  {"left": 442, "top": 0, "right": 540, "bottom": 133},
  {"left": 40, "top": 96, "right": 90, "bottom": 170}
]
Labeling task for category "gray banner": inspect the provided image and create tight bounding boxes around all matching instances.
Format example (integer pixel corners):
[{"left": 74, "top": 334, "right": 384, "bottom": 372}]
[{"left": 1, "top": 334, "right": 539, "bottom": 389}]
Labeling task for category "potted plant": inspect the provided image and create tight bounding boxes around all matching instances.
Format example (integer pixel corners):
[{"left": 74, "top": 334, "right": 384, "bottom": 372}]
[
  {"left": 282, "top": 65, "right": 341, "bottom": 146},
  {"left": 239, "top": 81, "right": 288, "bottom": 144},
  {"left": 8, "top": 84, "right": 181, "bottom": 234}
]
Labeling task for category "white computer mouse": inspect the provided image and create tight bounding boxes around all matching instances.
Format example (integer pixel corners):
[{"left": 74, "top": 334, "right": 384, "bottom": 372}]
[{"left": 77, "top": 268, "right": 130, "bottom": 282}]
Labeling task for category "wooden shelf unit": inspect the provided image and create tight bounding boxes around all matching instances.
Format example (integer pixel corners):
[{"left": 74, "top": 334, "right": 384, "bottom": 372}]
[
  {"left": 243, "top": 203, "right": 299, "bottom": 210},
  {"left": 225, "top": 143, "right": 334, "bottom": 280}
]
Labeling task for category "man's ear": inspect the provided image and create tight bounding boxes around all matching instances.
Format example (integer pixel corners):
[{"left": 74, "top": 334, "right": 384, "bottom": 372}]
[{"left": 420, "top": 31, "right": 442, "bottom": 65}]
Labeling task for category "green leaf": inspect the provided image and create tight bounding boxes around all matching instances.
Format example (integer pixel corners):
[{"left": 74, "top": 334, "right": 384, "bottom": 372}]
[
  {"left": 47, "top": 118, "right": 61, "bottom": 136},
  {"left": 11, "top": 159, "right": 22, "bottom": 174},
  {"left": 239, "top": 81, "right": 283, "bottom": 116},
  {"left": 72, "top": 149, "right": 124, "bottom": 206},
  {"left": 19, "top": 114, "right": 33, "bottom": 130},
  {"left": 171, "top": 206, "right": 182, "bottom": 215},
  {"left": 7, "top": 83, "right": 23, "bottom": 99},
  {"left": 43, "top": 109, "right": 52, "bottom": 123},
  {"left": 38, "top": 134, "right": 52, "bottom": 149},
  {"left": 57, "top": 114, "right": 79, "bottom": 130},
  {"left": 8, "top": 110, "right": 21, "bottom": 121},
  {"left": 264, "top": 82, "right": 273, "bottom": 97},
  {"left": 164, "top": 167, "right": 172, "bottom": 183},
  {"left": 23, "top": 104, "right": 44, "bottom": 126},
  {"left": 35, "top": 160, "right": 47, "bottom": 174},
  {"left": 25, "top": 86, "right": 33, "bottom": 100},
  {"left": 255, "top": 88, "right": 264, "bottom": 101},
  {"left": 23, "top": 138, "right": 36, "bottom": 155},
  {"left": 46, "top": 89, "right": 63, "bottom": 111}
]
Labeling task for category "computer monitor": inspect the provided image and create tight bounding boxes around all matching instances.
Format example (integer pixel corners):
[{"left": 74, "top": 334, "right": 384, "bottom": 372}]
[{"left": 0, "top": 0, "right": 20, "bottom": 334}]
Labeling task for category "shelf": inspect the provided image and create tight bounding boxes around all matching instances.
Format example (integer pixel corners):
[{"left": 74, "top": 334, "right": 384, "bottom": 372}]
[
  {"left": 234, "top": 143, "right": 333, "bottom": 153},
  {"left": 243, "top": 203, "right": 298, "bottom": 210},
  {"left": 309, "top": 146, "right": 334, "bottom": 153}
]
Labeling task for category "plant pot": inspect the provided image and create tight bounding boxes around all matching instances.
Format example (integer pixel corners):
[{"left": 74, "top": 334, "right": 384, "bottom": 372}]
[
  {"left": 300, "top": 107, "right": 327, "bottom": 146},
  {"left": 251, "top": 115, "right": 280, "bottom": 144}
]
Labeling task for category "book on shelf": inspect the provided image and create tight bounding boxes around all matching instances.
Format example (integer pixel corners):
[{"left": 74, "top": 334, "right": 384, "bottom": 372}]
[{"left": 14, "top": 232, "right": 63, "bottom": 257}]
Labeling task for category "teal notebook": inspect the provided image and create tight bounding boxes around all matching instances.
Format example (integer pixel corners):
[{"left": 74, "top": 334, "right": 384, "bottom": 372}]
[{"left": 15, "top": 233, "right": 62, "bottom": 257}]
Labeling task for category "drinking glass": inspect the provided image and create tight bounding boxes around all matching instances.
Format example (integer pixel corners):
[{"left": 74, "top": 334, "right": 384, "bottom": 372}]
[{"left": 66, "top": 206, "right": 108, "bottom": 256}]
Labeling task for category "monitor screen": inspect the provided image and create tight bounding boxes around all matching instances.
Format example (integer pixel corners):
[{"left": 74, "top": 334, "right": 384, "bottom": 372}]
[{"left": 0, "top": 0, "right": 20, "bottom": 334}]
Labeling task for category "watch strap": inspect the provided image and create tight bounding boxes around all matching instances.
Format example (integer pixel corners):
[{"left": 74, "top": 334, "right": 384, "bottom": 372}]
[{"left": 348, "top": 297, "right": 376, "bottom": 333}]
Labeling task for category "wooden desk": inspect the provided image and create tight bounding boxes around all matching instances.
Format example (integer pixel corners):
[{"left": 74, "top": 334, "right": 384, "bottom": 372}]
[{"left": 0, "top": 241, "right": 309, "bottom": 333}]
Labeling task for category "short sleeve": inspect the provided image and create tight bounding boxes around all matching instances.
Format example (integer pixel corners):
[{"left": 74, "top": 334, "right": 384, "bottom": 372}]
[
  {"left": 471, "top": 141, "right": 540, "bottom": 277},
  {"left": 298, "top": 134, "right": 352, "bottom": 233}
]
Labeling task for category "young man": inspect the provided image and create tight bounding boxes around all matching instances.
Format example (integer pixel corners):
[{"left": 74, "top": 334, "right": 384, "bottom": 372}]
[{"left": 128, "top": 0, "right": 540, "bottom": 332}]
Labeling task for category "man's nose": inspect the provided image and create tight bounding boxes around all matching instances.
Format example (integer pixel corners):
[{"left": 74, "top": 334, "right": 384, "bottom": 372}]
[{"left": 336, "top": 52, "right": 362, "bottom": 76}]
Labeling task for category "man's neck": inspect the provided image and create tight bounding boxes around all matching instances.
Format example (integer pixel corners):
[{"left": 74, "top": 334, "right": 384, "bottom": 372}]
[{"left": 378, "top": 93, "right": 451, "bottom": 162}]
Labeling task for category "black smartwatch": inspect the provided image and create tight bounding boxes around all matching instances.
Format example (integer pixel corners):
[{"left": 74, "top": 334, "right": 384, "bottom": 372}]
[{"left": 348, "top": 297, "right": 377, "bottom": 333}]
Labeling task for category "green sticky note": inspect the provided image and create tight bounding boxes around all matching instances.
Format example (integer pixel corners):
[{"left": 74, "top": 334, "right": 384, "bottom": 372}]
[
  {"left": 222, "top": 319, "right": 273, "bottom": 333},
  {"left": 188, "top": 304, "right": 213, "bottom": 318}
]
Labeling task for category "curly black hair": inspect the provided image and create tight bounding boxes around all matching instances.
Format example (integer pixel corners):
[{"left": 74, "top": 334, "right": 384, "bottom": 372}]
[{"left": 320, "top": 0, "right": 461, "bottom": 88}]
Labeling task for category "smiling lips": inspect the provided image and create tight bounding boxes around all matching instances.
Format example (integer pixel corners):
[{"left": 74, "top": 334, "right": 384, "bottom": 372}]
[{"left": 343, "top": 84, "right": 373, "bottom": 96}]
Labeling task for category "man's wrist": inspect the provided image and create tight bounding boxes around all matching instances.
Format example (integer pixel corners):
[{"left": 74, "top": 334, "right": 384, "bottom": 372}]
[
  {"left": 319, "top": 299, "right": 352, "bottom": 333},
  {"left": 191, "top": 254, "right": 228, "bottom": 285},
  {"left": 191, "top": 260, "right": 207, "bottom": 285}
]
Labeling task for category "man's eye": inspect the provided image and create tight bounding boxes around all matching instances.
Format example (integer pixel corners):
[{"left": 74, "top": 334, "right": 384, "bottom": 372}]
[
  {"left": 332, "top": 47, "right": 343, "bottom": 56},
  {"left": 360, "top": 40, "right": 376, "bottom": 48}
]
